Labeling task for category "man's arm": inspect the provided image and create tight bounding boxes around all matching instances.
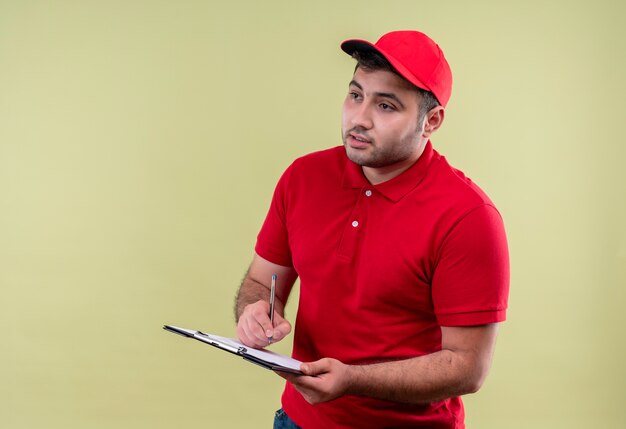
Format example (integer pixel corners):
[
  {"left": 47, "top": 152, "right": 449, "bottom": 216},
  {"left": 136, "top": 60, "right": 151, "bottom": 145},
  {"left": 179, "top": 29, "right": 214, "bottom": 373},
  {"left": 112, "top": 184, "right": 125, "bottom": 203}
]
[
  {"left": 235, "top": 252, "right": 298, "bottom": 348},
  {"left": 279, "top": 323, "right": 499, "bottom": 405}
]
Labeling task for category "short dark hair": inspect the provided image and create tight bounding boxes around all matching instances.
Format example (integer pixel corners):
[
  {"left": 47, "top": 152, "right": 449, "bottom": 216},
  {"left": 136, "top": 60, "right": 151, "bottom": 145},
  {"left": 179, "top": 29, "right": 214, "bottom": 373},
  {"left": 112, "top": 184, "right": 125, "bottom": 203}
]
[{"left": 351, "top": 50, "right": 440, "bottom": 124}]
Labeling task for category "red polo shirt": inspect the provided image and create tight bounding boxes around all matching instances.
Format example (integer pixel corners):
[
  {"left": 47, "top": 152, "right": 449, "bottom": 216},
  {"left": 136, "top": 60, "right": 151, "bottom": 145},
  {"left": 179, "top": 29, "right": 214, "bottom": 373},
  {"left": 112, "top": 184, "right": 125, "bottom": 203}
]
[{"left": 255, "top": 142, "right": 509, "bottom": 429}]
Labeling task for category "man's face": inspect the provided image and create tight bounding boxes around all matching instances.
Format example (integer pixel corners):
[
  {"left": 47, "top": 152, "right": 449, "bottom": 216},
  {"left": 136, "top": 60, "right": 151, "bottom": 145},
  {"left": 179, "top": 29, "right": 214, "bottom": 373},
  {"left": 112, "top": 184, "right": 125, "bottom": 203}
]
[{"left": 342, "top": 67, "right": 424, "bottom": 177}]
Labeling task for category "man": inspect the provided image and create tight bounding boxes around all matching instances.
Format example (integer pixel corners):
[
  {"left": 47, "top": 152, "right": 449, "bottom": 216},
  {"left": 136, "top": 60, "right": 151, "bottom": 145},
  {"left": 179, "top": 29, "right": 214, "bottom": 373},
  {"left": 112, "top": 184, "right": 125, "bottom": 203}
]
[{"left": 235, "top": 30, "right": 510, "bottom": 429}]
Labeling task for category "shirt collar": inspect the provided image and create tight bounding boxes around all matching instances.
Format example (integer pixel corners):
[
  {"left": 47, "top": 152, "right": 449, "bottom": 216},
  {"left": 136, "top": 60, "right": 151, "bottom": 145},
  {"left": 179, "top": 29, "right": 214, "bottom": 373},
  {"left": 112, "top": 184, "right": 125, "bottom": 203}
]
[{"left": 341, "top": 141, "right": 435, "bottom": 203}]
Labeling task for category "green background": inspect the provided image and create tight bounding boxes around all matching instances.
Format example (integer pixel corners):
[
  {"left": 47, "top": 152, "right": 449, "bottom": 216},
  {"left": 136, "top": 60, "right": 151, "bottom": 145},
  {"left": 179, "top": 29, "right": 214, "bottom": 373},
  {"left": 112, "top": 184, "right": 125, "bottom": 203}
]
[{"left": 1, "top": 0, "right": 624, "bottom": 427}]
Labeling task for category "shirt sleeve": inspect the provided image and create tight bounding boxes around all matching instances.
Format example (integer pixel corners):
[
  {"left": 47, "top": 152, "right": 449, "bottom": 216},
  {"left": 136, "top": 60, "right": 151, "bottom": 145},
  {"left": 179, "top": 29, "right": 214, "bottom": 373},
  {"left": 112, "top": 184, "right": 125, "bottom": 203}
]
[
  {"left": 254, "top": 165, "right": 294, "bottom": 267},
  {"left": 432, "top": 204, "right": 510, "bottom": 326}
]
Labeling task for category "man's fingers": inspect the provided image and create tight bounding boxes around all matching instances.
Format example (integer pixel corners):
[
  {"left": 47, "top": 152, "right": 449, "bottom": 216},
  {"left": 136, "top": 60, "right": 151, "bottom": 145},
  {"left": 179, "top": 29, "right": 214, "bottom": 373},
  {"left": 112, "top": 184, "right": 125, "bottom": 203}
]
[
  {"left": 236, "top": 300, "right": 292, "bottom": 348},
  {"left": 251, "top": 305, "right": 274, "bottom": 337},
  {"left": 270, "top": 316, "right": 292, "bottom": 342},
  {"left": 255, "top": 306, "right": 291, "bottom": 342},
  {"left": 236, "top": 305, "right": 269, "bottom": 347},
  {"left": 301, "top": 358, "right": 330, "bottom": 376},
  {"left": 246, "top": 310, "right": 271, "bottom": 343}
]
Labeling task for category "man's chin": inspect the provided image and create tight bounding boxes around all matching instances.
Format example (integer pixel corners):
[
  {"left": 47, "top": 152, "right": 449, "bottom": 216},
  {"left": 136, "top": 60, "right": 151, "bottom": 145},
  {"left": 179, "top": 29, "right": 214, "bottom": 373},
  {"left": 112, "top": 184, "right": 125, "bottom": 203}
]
[
  {"left": 344, "top": 145, "right": 369, "bottom": 166},
  {"left": 347, "top": 151, "right": 380, "bottom": 168}
]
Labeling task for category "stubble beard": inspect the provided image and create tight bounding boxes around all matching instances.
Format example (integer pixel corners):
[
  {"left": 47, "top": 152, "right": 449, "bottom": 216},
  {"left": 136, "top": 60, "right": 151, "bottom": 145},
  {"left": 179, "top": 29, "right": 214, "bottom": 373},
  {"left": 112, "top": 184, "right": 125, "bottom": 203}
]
[{"left": 342, "top": 125, "right": 423, "bottom": 168}]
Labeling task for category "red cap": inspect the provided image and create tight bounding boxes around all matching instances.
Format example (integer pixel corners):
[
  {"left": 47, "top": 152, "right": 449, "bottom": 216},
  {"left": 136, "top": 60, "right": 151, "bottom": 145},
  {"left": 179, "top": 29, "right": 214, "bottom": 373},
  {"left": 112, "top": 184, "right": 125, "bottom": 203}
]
[{"left": 341, "top": 30, "right": 453, "bottom": 107}]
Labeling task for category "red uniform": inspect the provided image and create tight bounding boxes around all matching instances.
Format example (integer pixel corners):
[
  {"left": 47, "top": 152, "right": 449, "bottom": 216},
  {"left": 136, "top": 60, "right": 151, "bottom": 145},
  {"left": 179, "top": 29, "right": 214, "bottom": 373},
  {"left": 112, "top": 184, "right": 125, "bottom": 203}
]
[{"left": 256, "top": 142, "right": 510, "bottom": 428}]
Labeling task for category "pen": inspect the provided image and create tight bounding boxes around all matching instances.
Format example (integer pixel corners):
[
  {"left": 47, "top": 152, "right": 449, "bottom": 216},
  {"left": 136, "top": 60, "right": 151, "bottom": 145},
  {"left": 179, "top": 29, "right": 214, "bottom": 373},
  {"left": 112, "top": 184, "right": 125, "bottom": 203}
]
[{"left": 268, "top": 273, "right": 277, "bottom": 344}]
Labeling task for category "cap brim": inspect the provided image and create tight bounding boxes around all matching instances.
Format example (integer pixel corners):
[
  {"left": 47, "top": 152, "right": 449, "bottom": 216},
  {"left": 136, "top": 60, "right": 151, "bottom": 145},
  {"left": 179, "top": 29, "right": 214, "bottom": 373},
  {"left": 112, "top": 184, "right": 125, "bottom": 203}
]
[
  {"left": 341, "top": 39, "right": 377, "bottom": 56},
  {"left": 340, "top": 38, "right": 431, "bottom": 95}
]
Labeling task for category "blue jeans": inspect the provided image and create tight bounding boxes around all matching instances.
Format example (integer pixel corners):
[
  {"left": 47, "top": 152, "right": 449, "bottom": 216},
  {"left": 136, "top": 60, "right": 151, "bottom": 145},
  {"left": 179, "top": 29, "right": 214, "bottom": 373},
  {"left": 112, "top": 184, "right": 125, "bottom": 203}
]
[{"left": 273, "top": 408, "right": 302, "bottom": 429}]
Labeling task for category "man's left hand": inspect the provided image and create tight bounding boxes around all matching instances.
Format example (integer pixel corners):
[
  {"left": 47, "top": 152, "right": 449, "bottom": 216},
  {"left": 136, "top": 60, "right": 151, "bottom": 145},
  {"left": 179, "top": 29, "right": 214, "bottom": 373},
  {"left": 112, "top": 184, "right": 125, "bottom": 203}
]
[{"left": 277, "top": 358, "right": 352, "bottom": 405}]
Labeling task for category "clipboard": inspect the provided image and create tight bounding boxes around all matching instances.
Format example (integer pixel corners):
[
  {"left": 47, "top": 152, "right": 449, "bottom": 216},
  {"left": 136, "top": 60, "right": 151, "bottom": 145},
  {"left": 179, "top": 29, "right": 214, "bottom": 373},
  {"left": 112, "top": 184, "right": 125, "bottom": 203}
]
[{"left": 163, "top": 324, "right": 303, "bottom": 374}]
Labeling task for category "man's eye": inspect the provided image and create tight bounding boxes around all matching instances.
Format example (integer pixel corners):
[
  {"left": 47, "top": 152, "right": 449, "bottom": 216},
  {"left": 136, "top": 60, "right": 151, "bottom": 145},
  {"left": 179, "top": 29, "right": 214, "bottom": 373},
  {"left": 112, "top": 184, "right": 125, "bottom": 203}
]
[{"left": 380, "top": 103, "right": 394, "bottom": 111}]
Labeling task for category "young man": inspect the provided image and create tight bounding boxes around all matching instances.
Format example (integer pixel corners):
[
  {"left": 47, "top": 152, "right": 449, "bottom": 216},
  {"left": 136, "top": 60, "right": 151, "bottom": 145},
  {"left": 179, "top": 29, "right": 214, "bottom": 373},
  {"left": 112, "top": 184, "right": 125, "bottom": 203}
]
[{"left": 235, "top": 30, "right": 510, "bottom": 429}]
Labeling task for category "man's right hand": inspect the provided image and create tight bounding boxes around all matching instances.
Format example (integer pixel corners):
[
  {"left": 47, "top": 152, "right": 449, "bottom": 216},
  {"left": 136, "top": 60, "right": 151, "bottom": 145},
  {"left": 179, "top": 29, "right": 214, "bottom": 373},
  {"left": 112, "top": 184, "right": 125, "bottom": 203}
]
[
  {"left": 236, "top": 299, "right": 292, "bottom": 349},
  {"left": 234, "top": 253, "right": 298, "bottom": 349}
]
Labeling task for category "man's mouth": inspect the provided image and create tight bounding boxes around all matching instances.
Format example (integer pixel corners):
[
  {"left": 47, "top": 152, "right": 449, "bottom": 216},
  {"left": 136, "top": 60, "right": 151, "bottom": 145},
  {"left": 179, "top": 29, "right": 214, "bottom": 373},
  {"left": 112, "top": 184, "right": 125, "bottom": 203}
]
[{"left": 347, "top": 132, "right": 372, "bottom": 148}]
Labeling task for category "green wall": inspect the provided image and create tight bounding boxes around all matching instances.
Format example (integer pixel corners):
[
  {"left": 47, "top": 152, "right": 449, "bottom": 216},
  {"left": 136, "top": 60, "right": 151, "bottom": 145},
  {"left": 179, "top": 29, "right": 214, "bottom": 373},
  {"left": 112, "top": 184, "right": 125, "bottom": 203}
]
[{"left": 1, "top": 1, "right": 624, "bottom": 427}]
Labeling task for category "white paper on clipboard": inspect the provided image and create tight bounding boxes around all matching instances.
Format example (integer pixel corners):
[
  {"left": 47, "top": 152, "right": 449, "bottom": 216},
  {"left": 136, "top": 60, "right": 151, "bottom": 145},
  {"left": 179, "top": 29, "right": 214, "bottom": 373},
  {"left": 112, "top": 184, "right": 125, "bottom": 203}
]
[{"left": 163, "top": 324, "right": 303, "bottom": 374}]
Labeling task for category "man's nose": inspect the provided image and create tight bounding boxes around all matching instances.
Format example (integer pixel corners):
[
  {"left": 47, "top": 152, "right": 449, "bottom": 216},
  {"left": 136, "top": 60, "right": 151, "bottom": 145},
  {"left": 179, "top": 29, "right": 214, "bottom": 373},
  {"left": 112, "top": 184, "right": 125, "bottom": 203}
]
[{"left": 349, "top": 102, "right": 373, "bottom": 130}]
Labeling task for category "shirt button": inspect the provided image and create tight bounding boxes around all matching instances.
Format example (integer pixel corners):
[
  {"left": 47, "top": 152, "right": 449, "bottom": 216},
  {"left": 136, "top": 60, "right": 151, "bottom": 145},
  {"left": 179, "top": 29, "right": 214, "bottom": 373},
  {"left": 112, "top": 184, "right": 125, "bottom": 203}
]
[
  {"left": 365, "top": 190, "right": 373, "bottom": 197},
  {"left": 351, "top": 220, "right": 359, "bottom": 227}
]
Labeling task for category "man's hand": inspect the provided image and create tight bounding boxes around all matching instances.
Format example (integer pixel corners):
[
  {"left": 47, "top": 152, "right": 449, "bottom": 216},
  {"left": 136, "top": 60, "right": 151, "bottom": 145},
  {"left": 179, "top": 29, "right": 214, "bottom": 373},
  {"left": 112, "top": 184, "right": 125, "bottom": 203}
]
[
  {"left": 236, "top": 299, "right": 292, "bottom": 349},
  {"left": 278, "top": 358, "right": 352, "bottom": 405},
  {"left": 234, "top": 253, "right": 298, "bottom": 349}
]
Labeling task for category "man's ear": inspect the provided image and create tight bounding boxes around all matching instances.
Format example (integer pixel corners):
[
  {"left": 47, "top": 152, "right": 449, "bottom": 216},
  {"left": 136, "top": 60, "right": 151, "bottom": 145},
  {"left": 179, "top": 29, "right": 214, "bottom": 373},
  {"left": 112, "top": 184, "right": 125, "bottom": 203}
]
[{"left": 422, "top": 106, "right": 445, "bottom": 138}]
